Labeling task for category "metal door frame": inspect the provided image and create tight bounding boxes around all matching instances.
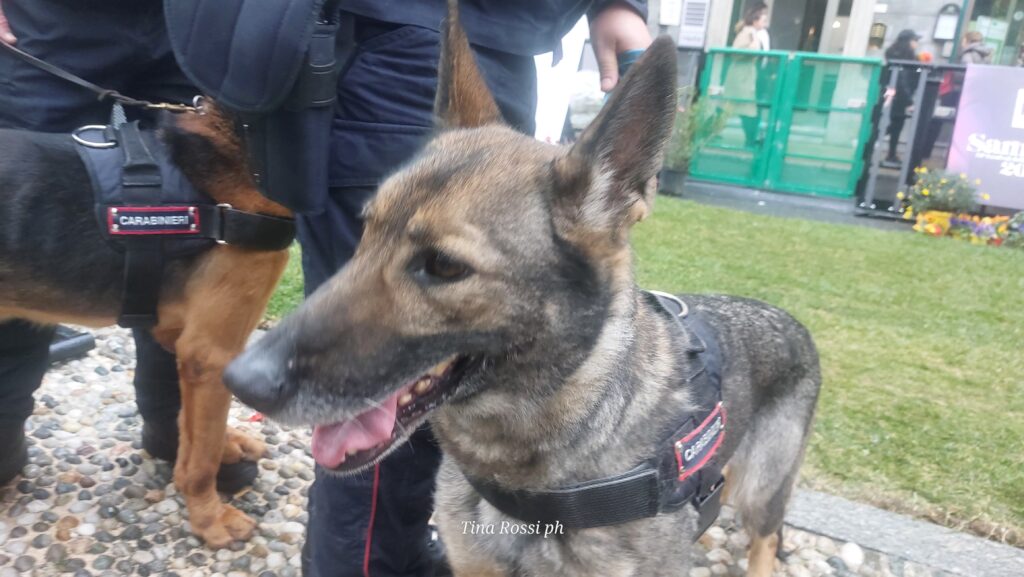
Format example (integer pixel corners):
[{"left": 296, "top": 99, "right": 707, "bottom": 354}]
[
  {"left": 690, "top": 48, "right": 790, "bottom": 188},
  {"left": 767, "top": 52, "right": 882, "bottom": 198},
  {"left": 691, "top": 48, "right": 882, "bottom": 198}
]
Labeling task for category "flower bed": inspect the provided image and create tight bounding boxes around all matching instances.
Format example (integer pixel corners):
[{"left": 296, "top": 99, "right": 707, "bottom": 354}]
[
  {"left": 912, "top": 211, "right": 1019, "bottom": 246},
  {"left": 899, "top": 168, "right": 1024, "bottom": 249}
]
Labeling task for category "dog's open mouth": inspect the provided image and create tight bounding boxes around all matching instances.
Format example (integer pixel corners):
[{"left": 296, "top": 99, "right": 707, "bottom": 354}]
[{"left": 310, "top": 354, "right": 478, "bottom": 473}]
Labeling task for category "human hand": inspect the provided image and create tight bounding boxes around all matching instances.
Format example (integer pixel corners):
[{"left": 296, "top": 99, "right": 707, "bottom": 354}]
[
  {"left": 0, "top": 0, "right": 17, "bottom": 44},
  {"left": 590, "top": 1, "right": 651, "bottom": 92}
]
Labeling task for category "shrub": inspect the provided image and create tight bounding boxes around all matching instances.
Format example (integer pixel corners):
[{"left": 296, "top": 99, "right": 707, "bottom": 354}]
[
  {"left": 664, "top": 90, "right": 728, "bottom": 172},
  {"left": 898, "top": 168, "right": 984, "bottom": 217}
]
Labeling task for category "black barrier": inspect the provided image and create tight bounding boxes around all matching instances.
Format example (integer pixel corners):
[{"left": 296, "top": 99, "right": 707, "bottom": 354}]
[{"left": 857, "top": 61, "right": 968, "bottom": 218}]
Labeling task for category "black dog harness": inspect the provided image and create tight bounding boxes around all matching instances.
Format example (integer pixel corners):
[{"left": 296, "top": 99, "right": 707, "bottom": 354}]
[
  {"left": 467, "top": 291, "right": 726, "bottom": 538},
  {"left": 73, "top": 121, "right": 296, "bottom": 328}
]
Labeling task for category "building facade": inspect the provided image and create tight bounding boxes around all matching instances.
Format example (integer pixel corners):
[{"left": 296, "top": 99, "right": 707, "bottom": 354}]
[{"left": 682, "top": 0, "right": 1022, "bottom": 65}]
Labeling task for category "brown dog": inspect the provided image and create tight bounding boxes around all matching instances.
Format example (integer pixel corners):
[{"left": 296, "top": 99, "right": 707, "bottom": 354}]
[{"left": 0, "top": 104, "right": 289, "bottom": 548}]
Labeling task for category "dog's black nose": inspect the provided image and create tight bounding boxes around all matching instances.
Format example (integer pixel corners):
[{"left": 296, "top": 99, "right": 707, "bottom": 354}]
[{"left": 223, "top": 337, "right": 296, "bottom": 415}]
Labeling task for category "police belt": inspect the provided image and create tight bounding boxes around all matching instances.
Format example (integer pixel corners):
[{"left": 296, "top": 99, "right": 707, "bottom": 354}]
[
  {"left": 74, "top": 121, "right": 296, "bottom": 329},
  {"left": 465, "top": 292, "right": 726, "bottom": 537}
]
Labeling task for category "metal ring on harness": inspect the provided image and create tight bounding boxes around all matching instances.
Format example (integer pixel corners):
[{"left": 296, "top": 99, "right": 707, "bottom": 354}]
[
  {"left": 192, "top": 95, "right": 207, "bottom": 115},
  {"left": 71, "top": 125, "right": 116, "bottom": 149},
  {"left": 647, "top": 290, "right": 688, "bottom": 318}
]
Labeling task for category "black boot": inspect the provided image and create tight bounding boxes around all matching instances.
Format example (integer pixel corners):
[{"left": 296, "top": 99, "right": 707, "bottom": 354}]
[
  {"left": 0, "top": 424, "right": 28, "bottom": 486},
  {"left": 142, "top": 419, "right": 258, "bottom": 494}
]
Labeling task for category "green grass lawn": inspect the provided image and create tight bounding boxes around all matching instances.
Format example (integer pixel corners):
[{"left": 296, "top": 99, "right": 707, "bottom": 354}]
[{"left": 267, "top": 197, "right": 1024, "bottom": 540}]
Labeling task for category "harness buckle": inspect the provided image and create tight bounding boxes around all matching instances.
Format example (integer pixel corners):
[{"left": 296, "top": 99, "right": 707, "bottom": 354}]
[{"left": 216, "top": 203, "right": 233, "bottom": 245}]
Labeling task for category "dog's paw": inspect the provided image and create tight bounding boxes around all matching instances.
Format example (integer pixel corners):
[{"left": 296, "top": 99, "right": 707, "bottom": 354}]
[
  {"left": 196, "top": 504, "right": 257, "bottom": 549},
  {"left": 221, "top": 427, "right": 267, "bottom": 464}
]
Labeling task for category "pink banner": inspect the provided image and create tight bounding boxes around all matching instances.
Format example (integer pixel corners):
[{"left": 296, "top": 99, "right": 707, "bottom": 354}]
[{"left": 947, "top": 65, "right": 1024, "bottom": 211}]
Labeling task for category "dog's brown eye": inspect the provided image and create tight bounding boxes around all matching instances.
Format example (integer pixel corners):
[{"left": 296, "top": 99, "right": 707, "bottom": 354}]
[{"left": 422, "top": 250, "right": 470, "bottom": 282}]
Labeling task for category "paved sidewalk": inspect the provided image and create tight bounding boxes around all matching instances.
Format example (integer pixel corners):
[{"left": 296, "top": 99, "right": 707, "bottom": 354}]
[
  {"left": 788, "top": 491, "right": 1024, "bottom": 577},
  {"left": 667, "top": 180, "right": 909, "bottom": 232},
  {"left": 2, "top": 327, "right": 1021, "bottom": 576}
]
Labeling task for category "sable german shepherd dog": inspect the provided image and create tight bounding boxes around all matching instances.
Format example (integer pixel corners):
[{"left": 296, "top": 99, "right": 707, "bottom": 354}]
[
  {"left": 224, "top": 9, "right": 822, "bottom": 576},
  {"left": 0, "top": 105, "right": 288, "bottom": 548}
]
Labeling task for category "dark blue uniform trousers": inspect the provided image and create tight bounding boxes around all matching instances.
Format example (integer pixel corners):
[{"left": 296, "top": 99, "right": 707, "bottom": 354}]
[
  {"left": 0, "top": 0, "right": 194, "bottom": 428},
  {"left": 298, "top": 15, "right": 536, "bottom": 577}
]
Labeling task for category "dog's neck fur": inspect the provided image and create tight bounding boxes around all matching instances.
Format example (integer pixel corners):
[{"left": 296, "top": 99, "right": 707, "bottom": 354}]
[
  {"left": 434, "top": 267, "right": 694, "bottom": 490},
  {"left": 165, "top": 108, "right": 292, "bottom": 219}
]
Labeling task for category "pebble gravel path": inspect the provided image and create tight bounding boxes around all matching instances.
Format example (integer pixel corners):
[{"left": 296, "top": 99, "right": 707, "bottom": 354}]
[{"left": 0, "top": 327, "right": 948, "bottom": 577}]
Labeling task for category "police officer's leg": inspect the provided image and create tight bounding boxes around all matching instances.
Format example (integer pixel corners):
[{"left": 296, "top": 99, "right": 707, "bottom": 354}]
[
  {"left": 0, "top": 321, "right": 54, "bottom": 484},
  {"left": 0, "top": 0, "right": 143, "bottom": 131},
  {"left": 299, "top": 179, "right": 445, "bottom": 577},
  {"left": 0, "top": 0, "right": 143, "bottom": 486},
  {"left": 122, "top": 1, "right": 259, "bottom": 491},
  {"left": 299, "top": 17, "right": 443, "bottom": 577},
  {"left": 300, "top": 16, "right": 537, "bottom": 577}
]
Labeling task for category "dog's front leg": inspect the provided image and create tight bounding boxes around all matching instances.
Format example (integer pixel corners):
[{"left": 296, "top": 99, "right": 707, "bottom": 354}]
[
  {"left": 174, "top": 346, "right": 257, "bottom": 548},
  {"left": 167, "top": 248, "right": 289, "bottom": 548}
]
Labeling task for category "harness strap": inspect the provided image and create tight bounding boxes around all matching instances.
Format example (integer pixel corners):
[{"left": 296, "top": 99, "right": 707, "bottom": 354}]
[
  {"left": 465, "top": 292, "right": 726, "bottom": 535},
  {"left": 193, "top": 205, "right": 296, "bottom": 251},
  {"left": 117, "top": 123, "right": 164, "bottom": 328},
  {"left": 468, "top": 466, "right": 661, "bottom": 530}
]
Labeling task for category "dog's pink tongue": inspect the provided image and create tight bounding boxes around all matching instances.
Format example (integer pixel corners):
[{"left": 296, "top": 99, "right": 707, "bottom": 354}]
[{"left": 311, "top": 392, "right": 400, "bottom": 469}]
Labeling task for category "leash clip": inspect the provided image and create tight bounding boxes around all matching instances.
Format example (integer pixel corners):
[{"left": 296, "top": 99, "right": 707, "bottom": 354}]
[{"left": 71, "top": 125, "right": 117, "bottom": 149}]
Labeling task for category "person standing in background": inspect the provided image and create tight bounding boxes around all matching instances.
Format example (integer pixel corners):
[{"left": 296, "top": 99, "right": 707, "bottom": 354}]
[
  {"left": 883, "top": 29, "right": 920, "bottom": 164},
  {"left": 959, "top": 31, "right": 992, "bottom": 65},
  {"left": 921, "top": 31, "right": 993, "bottom": 161},
  {"left": 727, "top": 2, "right": 769, "bottom": 149}
]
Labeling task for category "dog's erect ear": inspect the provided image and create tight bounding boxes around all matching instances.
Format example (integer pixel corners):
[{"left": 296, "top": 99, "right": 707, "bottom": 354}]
[
  {"left": 555, "top": 37, "right": 677, "bottom": 235},
  {"left": 434, "top": 0, "right": 502, "bottom": 128}
]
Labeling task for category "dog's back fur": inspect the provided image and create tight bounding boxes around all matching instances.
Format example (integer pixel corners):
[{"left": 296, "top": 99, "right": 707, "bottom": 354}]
[{"left": 0, "top": 131, "right": 127, "bottom": 320}]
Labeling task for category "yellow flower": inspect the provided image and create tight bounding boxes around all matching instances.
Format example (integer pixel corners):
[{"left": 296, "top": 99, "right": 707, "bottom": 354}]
[
  {"left": 904, "top": 207, "right": 914, "bottom": 219},
  {"left": 896, "top": 191, "right": 905, "bottom": 200},
  {"left": 940, "top": 178, "right": 947, "bottom": 184},
  {"left": 920, "top": 167, "right": 928, "bottom": 174},
  {"left": 974, "top": 178, "right": 982, "bottom": 185},
  {"left": 922, "top": 188, "right": 930, "bottom": 196},
  {"left": 982, "top": 193, "right": 991, "bottom": 200},
  {"left": 960, "top": 173, "right": 967, "bottom": 179}
]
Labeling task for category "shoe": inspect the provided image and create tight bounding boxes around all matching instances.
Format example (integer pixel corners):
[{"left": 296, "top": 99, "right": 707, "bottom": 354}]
[
  {"left": 881, "top": 155, "right": 902, "bottom": 168},
  {"left": 142, "top": 420, "right": 259, "bottom": 494},
  {"left": 428, "top": 524, "right": 454, "bottom": 577},
  {"left": 0, "top": 424, "right": 28, "bottom": 486},
  {"left": 48, "top": 326, "right": 96, "bottom": 364}
]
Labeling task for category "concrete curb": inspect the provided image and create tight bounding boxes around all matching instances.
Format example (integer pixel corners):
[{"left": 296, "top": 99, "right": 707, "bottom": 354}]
[
  {"left": 665, "top": 180, "right": 909, "bottom": 232},
  {"left": 786, "top": 490, "right": 1024, "bottom": 577}
]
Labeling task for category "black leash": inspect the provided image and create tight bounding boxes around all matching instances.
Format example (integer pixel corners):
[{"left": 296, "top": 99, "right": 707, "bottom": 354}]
[{"left": 0, "top": 41, "right": 198, "bottom": 113}]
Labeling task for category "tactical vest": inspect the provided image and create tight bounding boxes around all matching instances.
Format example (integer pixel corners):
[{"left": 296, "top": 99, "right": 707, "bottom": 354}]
[{"left": 165, "top": 0, "right": 342, "bottom": 215}]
